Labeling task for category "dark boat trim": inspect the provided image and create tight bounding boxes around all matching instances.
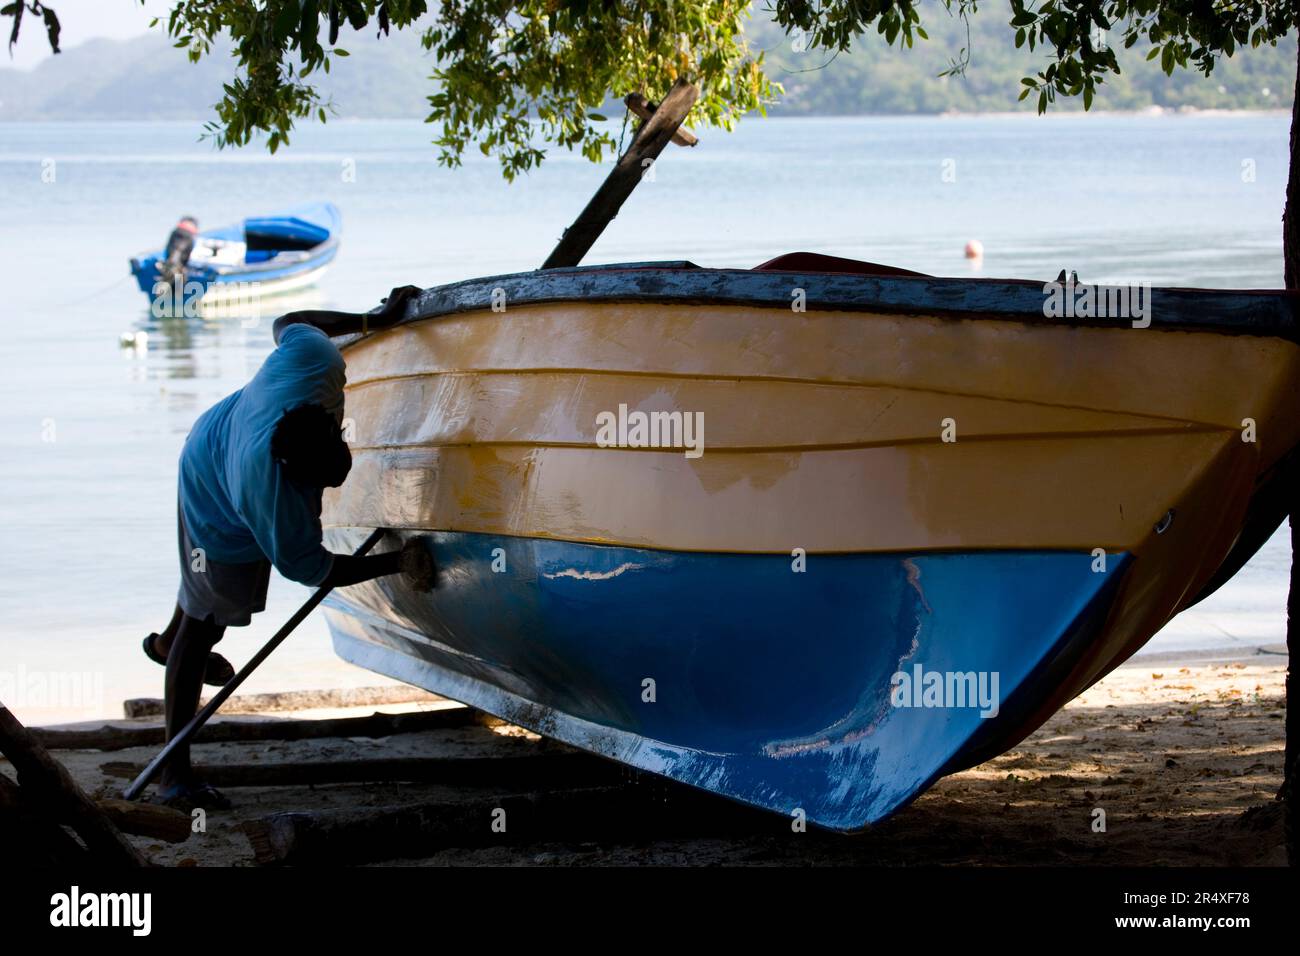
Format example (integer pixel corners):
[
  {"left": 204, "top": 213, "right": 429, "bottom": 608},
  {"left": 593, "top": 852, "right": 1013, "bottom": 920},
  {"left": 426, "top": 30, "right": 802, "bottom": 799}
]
[{"left": 366, "top": 260, "right": 1300, "bottom": 344}]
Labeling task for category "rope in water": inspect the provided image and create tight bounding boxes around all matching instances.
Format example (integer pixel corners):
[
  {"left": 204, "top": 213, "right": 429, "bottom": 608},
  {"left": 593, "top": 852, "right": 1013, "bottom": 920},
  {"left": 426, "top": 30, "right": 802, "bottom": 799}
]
[{"left": 53, "top": 272, "right": 133, "bottom": 309}]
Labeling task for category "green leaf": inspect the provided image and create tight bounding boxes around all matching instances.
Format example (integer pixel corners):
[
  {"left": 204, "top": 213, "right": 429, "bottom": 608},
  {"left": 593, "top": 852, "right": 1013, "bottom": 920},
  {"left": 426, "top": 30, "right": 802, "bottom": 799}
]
[
  {"left": 42, "top": 7, "right": 61, "bottom": 52},
  {"left": 274, "top": 2, "right": 299, "bottom": 36}
]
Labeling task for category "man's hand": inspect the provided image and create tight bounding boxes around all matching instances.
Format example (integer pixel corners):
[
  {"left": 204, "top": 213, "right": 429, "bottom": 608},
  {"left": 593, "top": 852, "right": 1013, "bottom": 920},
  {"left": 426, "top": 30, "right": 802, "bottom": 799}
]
[
  {"left": 378, "top": 285, "right": 423, "bottom": 324},
  {"left": 399, "top": 537, "right": 436, "bottom": 592},
  {"left": 322, "top": 535, "right": 434, "bottom": 590}
]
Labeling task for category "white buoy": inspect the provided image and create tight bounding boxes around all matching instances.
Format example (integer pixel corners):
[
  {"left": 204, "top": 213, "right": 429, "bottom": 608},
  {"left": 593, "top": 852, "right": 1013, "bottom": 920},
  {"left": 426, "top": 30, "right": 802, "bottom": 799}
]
[{"left": 964, "top": 239, "right": 984, "bottom": 260}]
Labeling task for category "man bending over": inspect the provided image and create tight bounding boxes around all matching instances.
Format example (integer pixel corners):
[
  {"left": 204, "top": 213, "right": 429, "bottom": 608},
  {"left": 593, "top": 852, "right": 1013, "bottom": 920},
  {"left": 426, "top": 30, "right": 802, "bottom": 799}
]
[{"left": 143, "top": 286, "right": 432, "bottom": 809}]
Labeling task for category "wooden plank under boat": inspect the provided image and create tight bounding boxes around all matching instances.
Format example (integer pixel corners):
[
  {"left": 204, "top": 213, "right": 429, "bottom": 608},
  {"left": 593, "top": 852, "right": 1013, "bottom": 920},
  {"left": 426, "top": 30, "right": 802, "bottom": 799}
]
[{"left": 318, "top": 253, "right": 1300, "bottom": 831}]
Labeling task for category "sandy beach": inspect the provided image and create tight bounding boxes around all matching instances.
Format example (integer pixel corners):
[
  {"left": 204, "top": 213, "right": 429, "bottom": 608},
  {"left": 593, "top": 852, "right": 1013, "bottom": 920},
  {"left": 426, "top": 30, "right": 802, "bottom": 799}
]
[{"left": 16, "top": 655, "right": 1285, "bottom": 867}]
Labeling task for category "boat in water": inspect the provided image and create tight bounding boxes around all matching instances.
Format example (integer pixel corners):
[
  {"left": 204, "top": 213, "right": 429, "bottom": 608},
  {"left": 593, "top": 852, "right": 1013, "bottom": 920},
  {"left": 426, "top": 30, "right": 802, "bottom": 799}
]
[
  {"left": 129, "top": 202, "right": 341, "bottom": 310},
  {"left": 318, "top": 252, "right": 1300, "bottom": 831}
]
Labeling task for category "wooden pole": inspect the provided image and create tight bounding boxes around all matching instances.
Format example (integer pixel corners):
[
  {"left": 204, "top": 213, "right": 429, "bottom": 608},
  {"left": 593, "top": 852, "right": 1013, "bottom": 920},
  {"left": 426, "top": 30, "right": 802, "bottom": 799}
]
[
  {"left": 540, "top": 79, "right": 699, "bottom": 270},
  {"left": 123, "top": 527, "right": 387, "bottom": 801},
  {"left": 624, "top": 92, "right": 698, "bottom": 147},
  {"left": 0, "top": 701, "right": 146, "bottom": 866}
]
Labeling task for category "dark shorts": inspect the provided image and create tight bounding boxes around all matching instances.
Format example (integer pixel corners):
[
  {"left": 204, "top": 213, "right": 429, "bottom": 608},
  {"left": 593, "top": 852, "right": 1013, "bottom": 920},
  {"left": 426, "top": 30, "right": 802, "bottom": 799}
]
[{"left": 177, "top": 501, "right": 270, "bottom": 628}]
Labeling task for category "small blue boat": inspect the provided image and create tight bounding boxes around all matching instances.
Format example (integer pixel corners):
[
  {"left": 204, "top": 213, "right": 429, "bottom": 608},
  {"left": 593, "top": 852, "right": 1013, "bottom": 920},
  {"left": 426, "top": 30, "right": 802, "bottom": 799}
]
[{"left": 129, "top": 202, "right": 341, "bottom": 309}]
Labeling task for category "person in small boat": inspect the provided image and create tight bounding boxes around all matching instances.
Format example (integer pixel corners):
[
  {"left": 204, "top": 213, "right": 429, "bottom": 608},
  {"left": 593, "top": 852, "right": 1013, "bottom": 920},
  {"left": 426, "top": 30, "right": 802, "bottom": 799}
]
[
  {"left": 144, "top": 285, "right": 431, "bottom": 810},
  {"left": 158, "top": 215, "right": 198, "bottom": 287}
]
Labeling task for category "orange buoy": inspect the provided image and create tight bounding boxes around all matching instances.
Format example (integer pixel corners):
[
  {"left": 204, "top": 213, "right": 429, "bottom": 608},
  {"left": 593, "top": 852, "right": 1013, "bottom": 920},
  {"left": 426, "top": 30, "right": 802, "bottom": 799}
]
[{"left": 964, "top": 239, "right": 984, "bottom": 260}]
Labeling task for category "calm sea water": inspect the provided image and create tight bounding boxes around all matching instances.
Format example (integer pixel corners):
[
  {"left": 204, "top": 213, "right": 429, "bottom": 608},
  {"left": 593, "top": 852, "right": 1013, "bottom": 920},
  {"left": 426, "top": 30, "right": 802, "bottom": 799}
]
[{"left": 0, "top": 114, "right": 1291, "bottom": 724}]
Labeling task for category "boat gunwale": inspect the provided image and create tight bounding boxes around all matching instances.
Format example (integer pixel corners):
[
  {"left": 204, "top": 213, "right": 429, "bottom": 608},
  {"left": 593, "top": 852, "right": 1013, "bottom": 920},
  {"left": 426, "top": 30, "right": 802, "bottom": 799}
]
[
  {"left": 201, "top": 235, "right": 340, "bottom": 280},
  {"left": 336, "top": 260, "right": 1300, "bottom": 349}
]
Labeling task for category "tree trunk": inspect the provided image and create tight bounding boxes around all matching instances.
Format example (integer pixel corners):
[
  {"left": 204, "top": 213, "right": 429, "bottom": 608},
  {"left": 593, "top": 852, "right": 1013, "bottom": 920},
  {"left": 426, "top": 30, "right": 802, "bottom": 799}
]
[{"left": 1282, "top": 44, "right": 1300, "bottom": 867}]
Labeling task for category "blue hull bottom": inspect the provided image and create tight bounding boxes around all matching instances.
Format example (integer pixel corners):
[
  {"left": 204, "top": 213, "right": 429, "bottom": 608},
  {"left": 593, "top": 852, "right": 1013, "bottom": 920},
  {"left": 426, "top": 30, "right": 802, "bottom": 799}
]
[{"left": 322, "top": 531, "right": 1129, "bottom": 830}]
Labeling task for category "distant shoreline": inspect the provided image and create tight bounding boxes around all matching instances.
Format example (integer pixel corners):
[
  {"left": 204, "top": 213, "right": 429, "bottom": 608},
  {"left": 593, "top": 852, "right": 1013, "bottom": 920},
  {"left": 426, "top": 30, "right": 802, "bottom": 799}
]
[{"left": 0, "top": 108, "right": 1290, "bottom": 125}]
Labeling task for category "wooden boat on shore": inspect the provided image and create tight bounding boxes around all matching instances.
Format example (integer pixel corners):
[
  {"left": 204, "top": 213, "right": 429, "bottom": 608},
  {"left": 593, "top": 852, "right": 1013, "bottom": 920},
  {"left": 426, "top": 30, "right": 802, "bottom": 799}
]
[{"left": 318, "top": 252, "right": 1300, "bottom": 831}]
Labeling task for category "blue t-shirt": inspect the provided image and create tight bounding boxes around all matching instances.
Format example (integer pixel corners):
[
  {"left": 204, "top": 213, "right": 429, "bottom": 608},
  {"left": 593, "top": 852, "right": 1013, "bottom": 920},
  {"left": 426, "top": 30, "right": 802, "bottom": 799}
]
[{"left": 178, "top": 324, "right": 345, "bottom": 585}]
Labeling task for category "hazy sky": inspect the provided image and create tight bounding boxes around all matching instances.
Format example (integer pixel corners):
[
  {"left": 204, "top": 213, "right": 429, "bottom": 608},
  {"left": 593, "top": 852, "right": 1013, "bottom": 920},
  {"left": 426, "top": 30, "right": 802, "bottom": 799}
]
[{"left": 4, "top": 0, "right": 171, "bottom": 69}]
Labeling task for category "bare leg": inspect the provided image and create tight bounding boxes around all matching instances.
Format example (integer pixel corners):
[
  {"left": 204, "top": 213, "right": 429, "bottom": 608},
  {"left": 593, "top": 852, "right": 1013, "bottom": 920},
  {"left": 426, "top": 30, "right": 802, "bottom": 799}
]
[
  {"left": 147, "top": 603, "right": 234, "bottom": 687},
  {"left": 152, "top": 604, "right": 185, "bottom": 657},
  {"left": 159, "top": 612, "right": 224, "bottom": 792}
]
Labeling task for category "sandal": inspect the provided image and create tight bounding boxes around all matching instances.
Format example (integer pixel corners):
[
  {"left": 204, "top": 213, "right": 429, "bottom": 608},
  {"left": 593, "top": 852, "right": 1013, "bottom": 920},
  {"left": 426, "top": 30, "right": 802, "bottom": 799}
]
[
  {"left": 154, "top": 780, "right": 232, "bottom": 812},
  {"left": 142, "top": 633, "right": 236, "bottom": 687}
]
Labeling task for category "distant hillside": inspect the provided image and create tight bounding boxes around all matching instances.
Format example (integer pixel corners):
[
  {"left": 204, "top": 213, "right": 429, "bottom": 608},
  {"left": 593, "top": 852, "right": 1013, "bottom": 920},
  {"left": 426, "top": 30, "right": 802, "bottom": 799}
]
[
  {"left": 754, "top": 11, "right": 1296, "bottom": 113},
  {"left": 0, "top": 9, "right": 1292, "bottom": 121},
  {"left": 0, "top": 29, "right": 434, "bottom": 121}
]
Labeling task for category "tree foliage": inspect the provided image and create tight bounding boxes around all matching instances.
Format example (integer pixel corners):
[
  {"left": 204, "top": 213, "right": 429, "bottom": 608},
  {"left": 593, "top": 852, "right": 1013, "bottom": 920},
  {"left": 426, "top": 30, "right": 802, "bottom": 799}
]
[
  {"left": 4, "top": 1, "right": 1297, "bottom": 175},
  {"left": 2, "top": 1, "right": 59, "bottom": 54}
]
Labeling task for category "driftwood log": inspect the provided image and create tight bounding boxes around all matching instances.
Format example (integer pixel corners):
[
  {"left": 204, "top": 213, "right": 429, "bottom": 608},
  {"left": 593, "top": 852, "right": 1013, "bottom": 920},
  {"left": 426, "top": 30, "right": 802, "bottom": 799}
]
[
  {"left": 99, "top": 752, "right": 620, "bottom": 789},
  {"left": 0, "top": 701, "right": 145, "bottom": 866},
  {"left": 95, "top": 798, "right": 192, "bottom": 844},
  {"left": 242, "top": 783, "right": 784, "bottom": 865},
  {"left": 123, "top": 685, "right": 442, "bottom": 718},
  {"left": 34, "top": 705, "right": 487, "bottom": 752},
  {"left": 540, "top": 79, "right": 700, "bottom": 270}
]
